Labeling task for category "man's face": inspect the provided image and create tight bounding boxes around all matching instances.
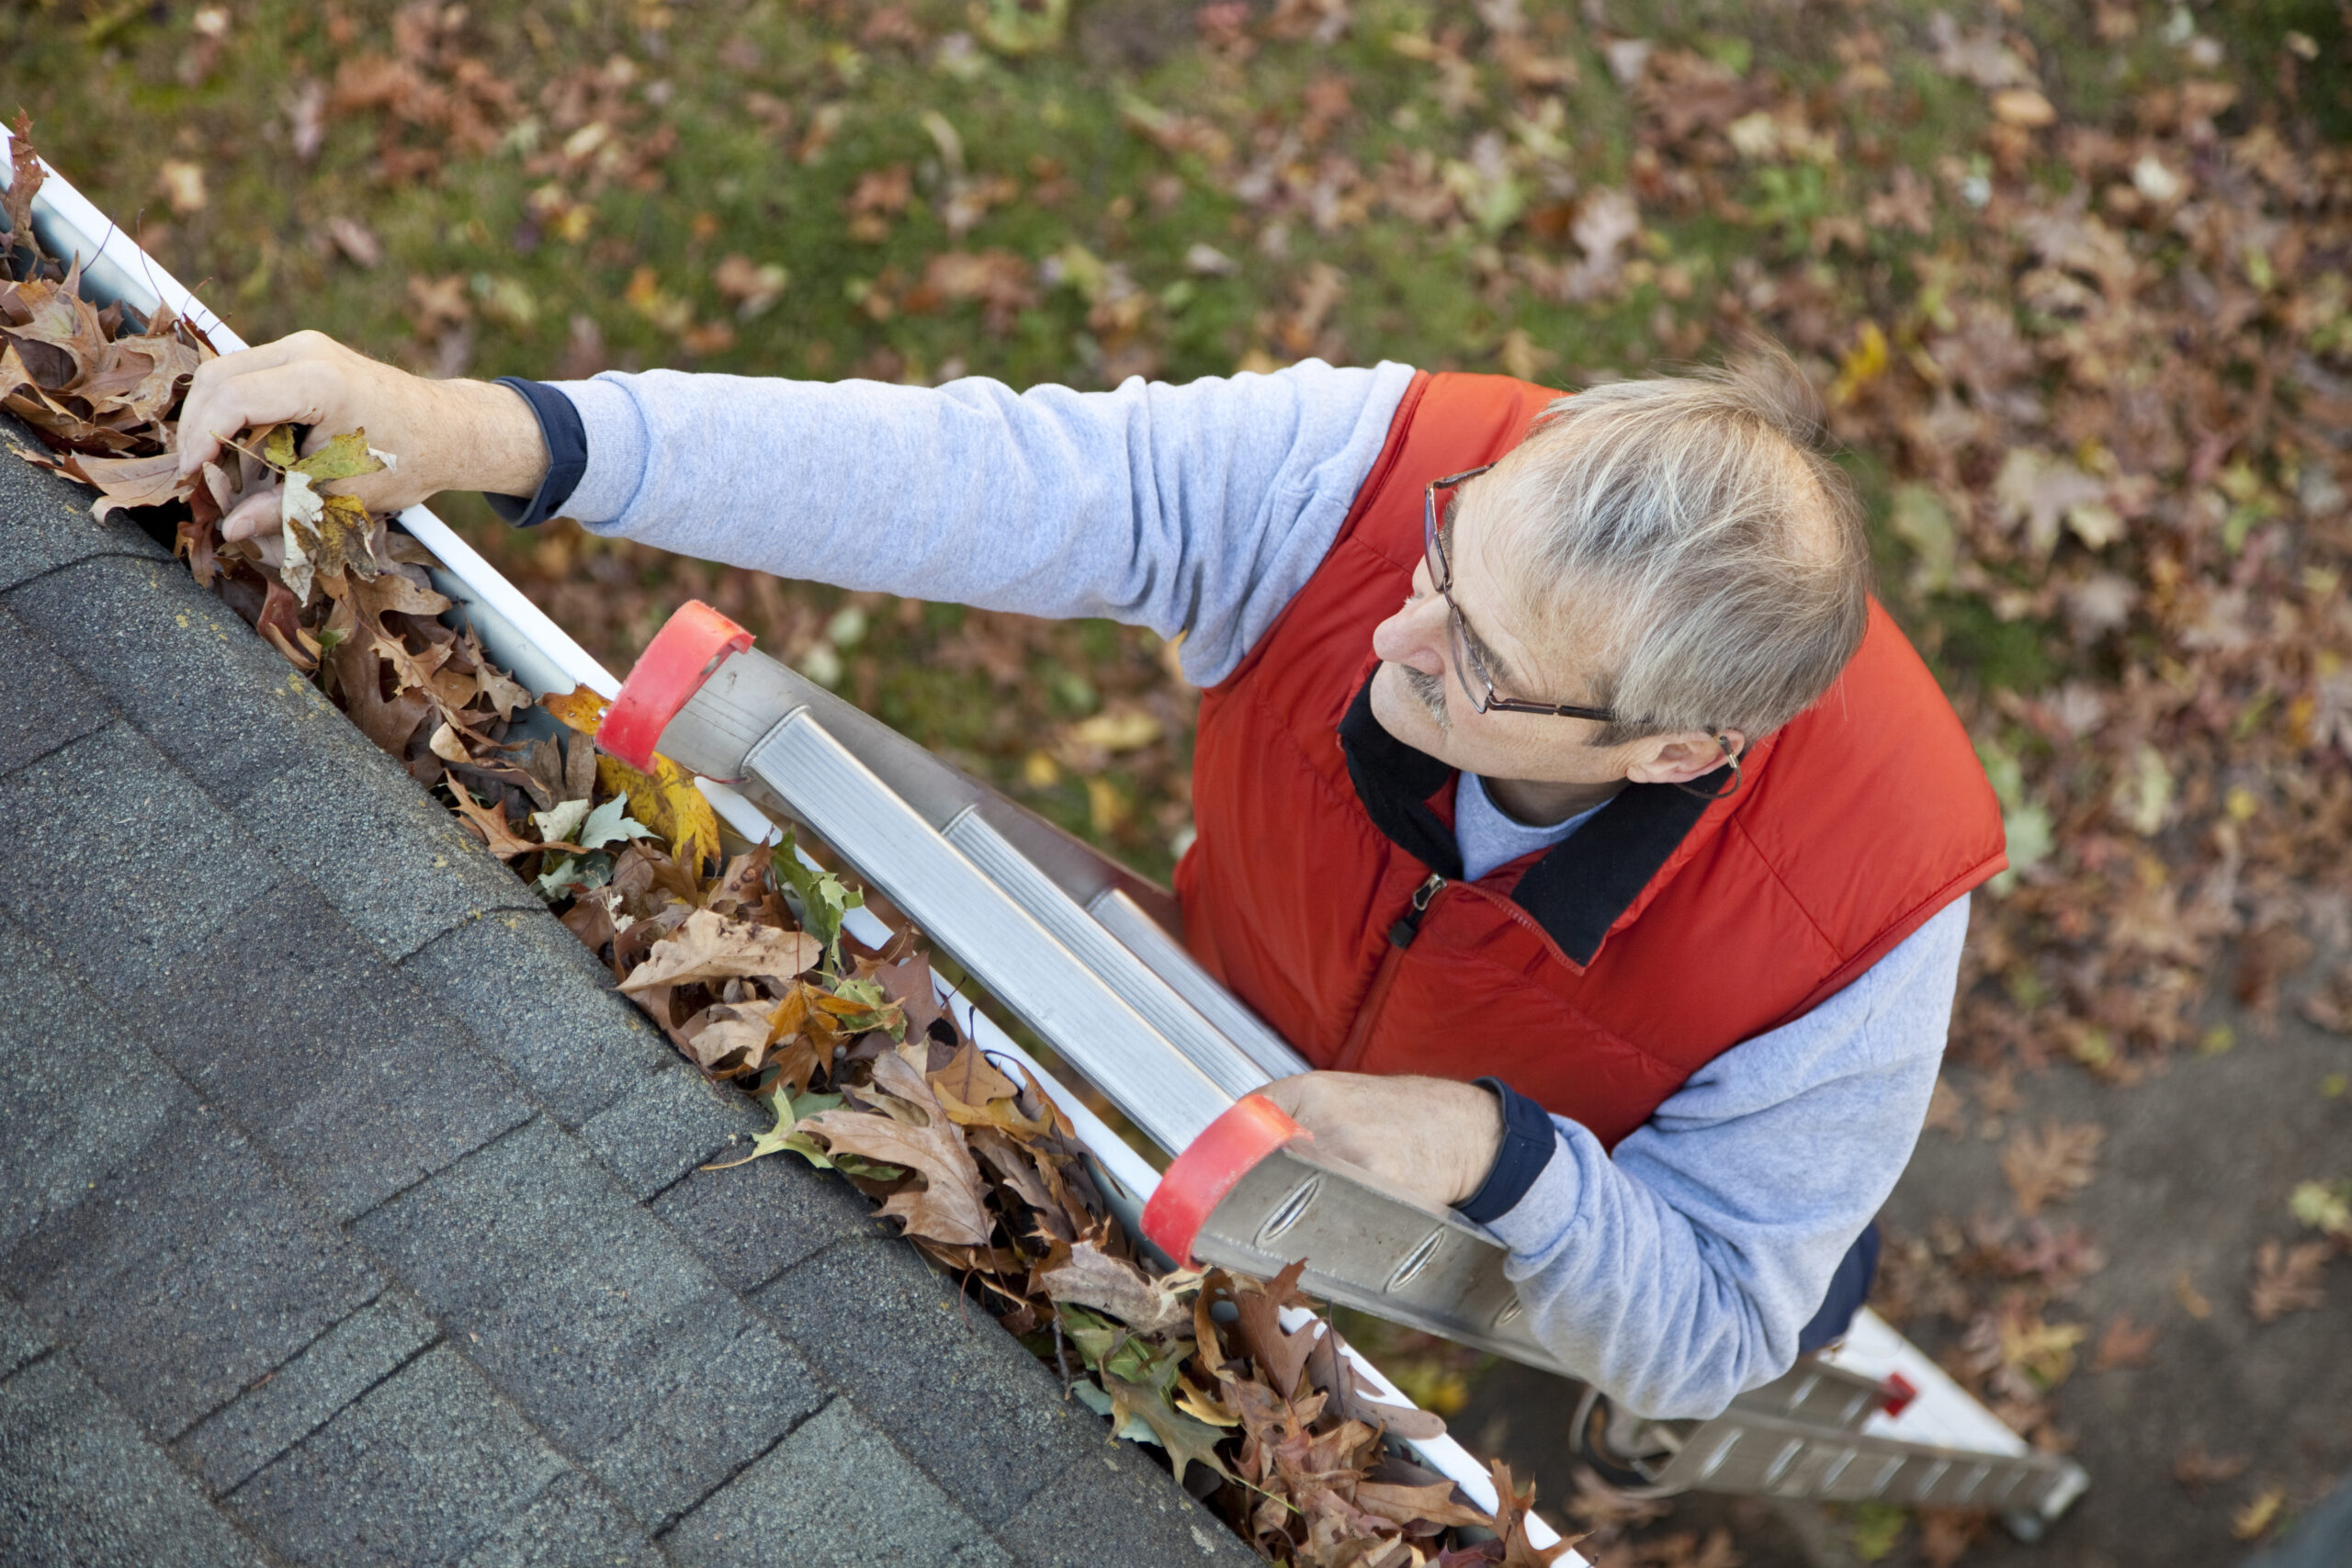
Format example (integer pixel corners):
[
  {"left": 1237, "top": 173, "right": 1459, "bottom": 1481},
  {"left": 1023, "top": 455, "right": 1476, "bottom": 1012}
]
[{"left": 1366, "top": 465, "right": 1642, "bottom": 791}]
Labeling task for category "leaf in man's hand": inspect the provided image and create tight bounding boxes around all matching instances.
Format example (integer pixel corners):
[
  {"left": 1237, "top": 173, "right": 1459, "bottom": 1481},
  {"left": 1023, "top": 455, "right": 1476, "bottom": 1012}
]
[
  {"left": 618, "top": 907, "right": 820, "bottom": 993},
  {"left": 288, "top": 428, "right": 388, "bottom": 483},
  {"left": 259, "top": 422, "right": 300, "bottom": 468}
]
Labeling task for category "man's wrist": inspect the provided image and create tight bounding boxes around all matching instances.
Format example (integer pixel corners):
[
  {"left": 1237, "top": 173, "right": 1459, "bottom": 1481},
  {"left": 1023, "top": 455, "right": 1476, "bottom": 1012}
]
[
  {"left": 1455, "top": 1077, "right": 1558, "bottom": 1223},
  {"left": 478, "top": 378, "right": 577, "bottom": 525}
]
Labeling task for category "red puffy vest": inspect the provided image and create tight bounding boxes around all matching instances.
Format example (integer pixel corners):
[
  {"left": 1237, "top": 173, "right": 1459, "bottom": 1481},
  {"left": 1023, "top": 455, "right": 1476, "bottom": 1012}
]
[{"left": 1174, "top": 371, "right": 2006, "bottom": 1150}]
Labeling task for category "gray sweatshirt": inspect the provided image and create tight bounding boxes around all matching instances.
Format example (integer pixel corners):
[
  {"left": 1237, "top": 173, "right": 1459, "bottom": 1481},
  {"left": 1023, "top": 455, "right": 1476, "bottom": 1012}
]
[{"left": 550, "top": 361, "right": 1962, "bottom": 1419}]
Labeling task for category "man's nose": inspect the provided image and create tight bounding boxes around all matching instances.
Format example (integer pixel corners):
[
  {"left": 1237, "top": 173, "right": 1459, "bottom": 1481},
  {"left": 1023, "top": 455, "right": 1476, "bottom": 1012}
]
[{"left": 1372, "top": 577, "right": 1449, "bottom": 672}]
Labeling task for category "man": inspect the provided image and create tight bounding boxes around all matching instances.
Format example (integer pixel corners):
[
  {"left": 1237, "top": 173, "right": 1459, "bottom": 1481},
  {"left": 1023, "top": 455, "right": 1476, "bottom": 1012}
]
[{"left": 175, "top": 334, "right": 2003, "bottom": 1420}]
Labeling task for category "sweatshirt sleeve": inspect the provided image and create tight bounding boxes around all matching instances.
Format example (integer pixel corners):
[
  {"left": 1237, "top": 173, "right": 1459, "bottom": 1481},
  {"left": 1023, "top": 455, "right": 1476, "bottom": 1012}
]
[
  {"left": 1482, "top": 896, "right": 1971, "bottom": 1420},
  {"left": 547, "top": 361, "right": 1416, "bottom": 686}
]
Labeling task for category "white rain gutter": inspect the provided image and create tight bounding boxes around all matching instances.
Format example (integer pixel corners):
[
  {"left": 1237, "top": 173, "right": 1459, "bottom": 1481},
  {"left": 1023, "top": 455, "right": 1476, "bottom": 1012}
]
[{"left": 0, "top": 126, "right": 1573, "bottom": 1557}]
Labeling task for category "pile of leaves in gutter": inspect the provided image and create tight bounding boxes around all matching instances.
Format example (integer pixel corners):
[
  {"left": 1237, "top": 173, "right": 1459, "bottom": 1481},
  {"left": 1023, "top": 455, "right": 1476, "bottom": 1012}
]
[{"left": 0, "top": 130, "right": 1565, "bottom": 1568}]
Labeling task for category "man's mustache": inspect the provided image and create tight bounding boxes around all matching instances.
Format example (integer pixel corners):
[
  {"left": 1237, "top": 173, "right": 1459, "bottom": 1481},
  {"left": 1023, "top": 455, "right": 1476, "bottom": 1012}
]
[{"left": 1396, "top": 662, "right": 1450, "bottom": 732}]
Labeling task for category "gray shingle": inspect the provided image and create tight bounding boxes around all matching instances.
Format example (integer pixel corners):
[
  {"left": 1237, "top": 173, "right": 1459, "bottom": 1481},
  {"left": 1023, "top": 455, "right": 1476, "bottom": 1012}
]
[
  {"left": 235, "top": 727, "right": 544, "bottom": 961},
  {"left": 0, "top": 410, "right": 172, "bottom": 592},
  {"left": 453, "top": 1470, "right": 667, "bottom": 1568},
  {"left": 145, "top": 882, "right": 536, "bottom": 1220},
  {"left": 666, "top": 1397, "right": 1012, "bottom": 1568},
  {"left": 0, "top": 1353, "right": 269, "bottom": 1568},
  {"left": 0, "top": 911, "right": 186, "bottom": 1254},
  {"left": 650, "top": 1139, "right": 882, "bottom": 1295},
  {"left": 6, "top": 551, "right": 338, "bottom": 804},
  {"left": 0, "top": 1111, "right": 380, "bottom": 1441},
  {"left": 0, "top": 1292, "right": 48, "bottom": 1380},
  {"left": 581, "top": 1064, "right": 769, "bottom": 1201},
  {"left": 994, "top": 1450, "right": 1260, "bottom": 1568},
  {"left": 756, "top": 1236, "right": 1111, "bottom": 1529},
  {"left": 0, "top": 602, "right": 107, "bottom": 777},
  {"left": 401, "top": 908, "right": 672, "bottom": 1126},
  {"left": 175, "top": 1290, "right": 441, "bottom": 1495},
  {"left": 353, "top": 1118, "right": 827, "bottom": 1529},
  {"left": 0, "top": 722, "right": 287, "bottom": 992},
  {"left": 225, "top": 1344, "right": 574, "bottom": 1568}
]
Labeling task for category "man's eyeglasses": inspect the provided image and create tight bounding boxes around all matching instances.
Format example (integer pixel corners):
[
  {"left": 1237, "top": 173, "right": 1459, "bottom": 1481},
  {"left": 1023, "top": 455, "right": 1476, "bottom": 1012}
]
[{"left": 1423, "top": 465, "right": 1621, "bottom": 724}]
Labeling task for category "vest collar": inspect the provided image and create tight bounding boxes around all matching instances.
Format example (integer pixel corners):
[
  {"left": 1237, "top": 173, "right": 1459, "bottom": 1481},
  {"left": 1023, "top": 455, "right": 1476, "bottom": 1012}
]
[{"left": 1338, "top": 671, "right": 1713, "bottom": 965}]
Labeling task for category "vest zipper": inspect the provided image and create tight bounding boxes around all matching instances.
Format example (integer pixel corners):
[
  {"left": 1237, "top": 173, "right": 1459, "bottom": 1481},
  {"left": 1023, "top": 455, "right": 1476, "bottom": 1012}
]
[{"left": 1335, "top": 873, "right": 1445, "bottom": 1071}]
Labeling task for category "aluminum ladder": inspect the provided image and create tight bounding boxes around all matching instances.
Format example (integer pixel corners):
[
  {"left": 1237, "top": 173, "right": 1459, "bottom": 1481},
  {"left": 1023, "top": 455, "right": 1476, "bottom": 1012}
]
[{"left": 599, "top": 602, "right": 2089, "bottom": 1537}]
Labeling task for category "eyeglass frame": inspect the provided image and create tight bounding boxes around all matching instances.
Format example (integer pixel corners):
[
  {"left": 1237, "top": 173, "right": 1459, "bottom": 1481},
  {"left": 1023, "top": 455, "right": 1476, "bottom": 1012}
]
[{"left": 1421, "top": 463, "right": 1623, "bottom": 724}]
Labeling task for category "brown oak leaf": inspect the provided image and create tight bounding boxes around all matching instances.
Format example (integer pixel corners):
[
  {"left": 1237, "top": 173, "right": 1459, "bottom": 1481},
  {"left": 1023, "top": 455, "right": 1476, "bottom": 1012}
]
[
  {"left": 2247, "top": 1238, "right": 2331, "bottom": 1324},
  {"left": 2000, "top": 1120, "right": 2104, "bottom": 1215},
  {"left": 617, "top": 908, "right": 820, "bottom": 993}
]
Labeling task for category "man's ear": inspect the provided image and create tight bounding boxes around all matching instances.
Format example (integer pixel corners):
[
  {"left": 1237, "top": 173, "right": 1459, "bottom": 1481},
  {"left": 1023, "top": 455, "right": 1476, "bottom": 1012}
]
[{"left": 1623, "top": 728, "right": 1747, "bottom": 787}]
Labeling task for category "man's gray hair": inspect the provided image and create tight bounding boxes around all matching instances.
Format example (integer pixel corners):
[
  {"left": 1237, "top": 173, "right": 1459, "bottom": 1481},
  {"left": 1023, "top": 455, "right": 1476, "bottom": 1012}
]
[{"left": 1492, "top": 346, "right": 1871, "bottom": 746}]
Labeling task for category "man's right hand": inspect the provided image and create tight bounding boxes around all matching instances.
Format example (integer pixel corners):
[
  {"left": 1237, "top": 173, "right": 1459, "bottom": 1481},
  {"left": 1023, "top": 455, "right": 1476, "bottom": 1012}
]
[{"left": 174, "top": 330, "right": 551, "bottom": 539}]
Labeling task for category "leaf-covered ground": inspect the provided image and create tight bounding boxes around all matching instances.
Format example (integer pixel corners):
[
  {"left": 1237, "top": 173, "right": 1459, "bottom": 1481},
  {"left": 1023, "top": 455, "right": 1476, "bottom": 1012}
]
[{"left": 9, "top": 0, "right": 2352, "bottom": 1559}]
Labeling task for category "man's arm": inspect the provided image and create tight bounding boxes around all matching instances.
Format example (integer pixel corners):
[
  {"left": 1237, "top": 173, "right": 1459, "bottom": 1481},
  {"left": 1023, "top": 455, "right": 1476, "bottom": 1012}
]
[
  {"left": 543, "top": 362, "right": 1413, "bottom": 683},
  {"left": 1267, "top": 897, "right": 1968, "bottom": 1421},
  {"left": 1478, "top": 897, "right": 1969, "bottom": 1419},
  {"left": 178, "top": 333, "right": 1415, "bottom": 687}
]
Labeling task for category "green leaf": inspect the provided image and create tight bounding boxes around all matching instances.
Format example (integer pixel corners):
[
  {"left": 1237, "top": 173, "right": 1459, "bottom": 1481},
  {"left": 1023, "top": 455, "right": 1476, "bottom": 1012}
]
[
  {"left": 707, "top": 1088, "right": 843, "bottom": 1170},
  {"left": 579, "top": 792, "right": 653, "bottom": 850},
  {"left": 772, "top": 828, "right": 864, "bottom": 968},
  {"left": 535, "top": 854, "right": 611, "bottom": 901}
]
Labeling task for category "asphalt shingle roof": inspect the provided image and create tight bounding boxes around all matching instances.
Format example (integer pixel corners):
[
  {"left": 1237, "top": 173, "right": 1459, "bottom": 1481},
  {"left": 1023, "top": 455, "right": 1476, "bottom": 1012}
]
[{"left": 0, "top": 412, "right": 1257, "bottom": 1568}]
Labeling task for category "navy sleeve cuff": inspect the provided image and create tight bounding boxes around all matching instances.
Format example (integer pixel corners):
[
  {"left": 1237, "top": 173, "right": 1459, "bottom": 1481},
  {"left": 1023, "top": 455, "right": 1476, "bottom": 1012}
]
[
  {"left": 485, "top": 377, "right": 587, "bottom": 528},
  {"left": 1455, "top": 1077, "right": 1558, "bottom": 1224}
]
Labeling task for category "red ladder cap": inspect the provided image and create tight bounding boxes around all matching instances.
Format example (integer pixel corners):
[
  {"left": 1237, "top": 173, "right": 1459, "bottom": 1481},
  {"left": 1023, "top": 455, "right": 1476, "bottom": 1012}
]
[
  {"left": 1141, "top": 1095, "right": 1306, "bottom": 1268},
  {"left": 598, "top": 601, "right": 753, "bottom": 773},
  {"left": 1878, "top": 1371, "right": 1919, "bottom": 1418}
]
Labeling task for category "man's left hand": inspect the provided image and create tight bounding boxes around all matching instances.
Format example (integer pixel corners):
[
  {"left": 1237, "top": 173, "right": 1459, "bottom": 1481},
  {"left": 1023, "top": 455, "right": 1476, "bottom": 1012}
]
[{"left": 1256, "top": 1071, "right": 1505, "bottom": 1210}]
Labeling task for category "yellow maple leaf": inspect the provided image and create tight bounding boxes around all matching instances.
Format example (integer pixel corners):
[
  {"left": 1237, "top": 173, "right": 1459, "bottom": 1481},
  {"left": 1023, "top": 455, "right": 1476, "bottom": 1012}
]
[{"left": 597, "top": 752, "right": 721, "bottom": 871}]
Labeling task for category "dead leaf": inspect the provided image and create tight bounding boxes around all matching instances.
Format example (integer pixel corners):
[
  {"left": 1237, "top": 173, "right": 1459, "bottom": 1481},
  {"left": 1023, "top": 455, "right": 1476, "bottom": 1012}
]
[
  {"left": 1040, "top": 1239, "right": 1193, "bottom": 1334},
  {"left": 2000, "top": 1120, "right": 2104, "bottom": 1214},
  {"left": 618, "top": 908, "right": 820, "bottom": 993},
  {"left": 2233, "top": 1487, "right": 2286, "bottom": 1541},
  {"left": 447, "top": 782, "right": 539, "bottom": 859},
  {"left": 2248, "top": 1238, "right": 2332, "bottom": 1323},
  {"left": 2089, "top": 1314, "right": 2159, "bottom": 1371},
  {"left": 597, "top": 751, "right": 721, "bottom": 871},
  {"left": 801, "top": 1073, "right": 993, "bottom": 1247}
]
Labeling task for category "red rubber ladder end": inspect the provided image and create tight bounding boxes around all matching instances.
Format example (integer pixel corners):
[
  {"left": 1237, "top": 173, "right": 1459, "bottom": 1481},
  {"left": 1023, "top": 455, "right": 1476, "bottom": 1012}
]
[
  {"left": 1141, "top": 1095, "right": 1307, "bottom": 1268},
  {"left": 597, "top": 600, "right": 753, "bottom": 773}
]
